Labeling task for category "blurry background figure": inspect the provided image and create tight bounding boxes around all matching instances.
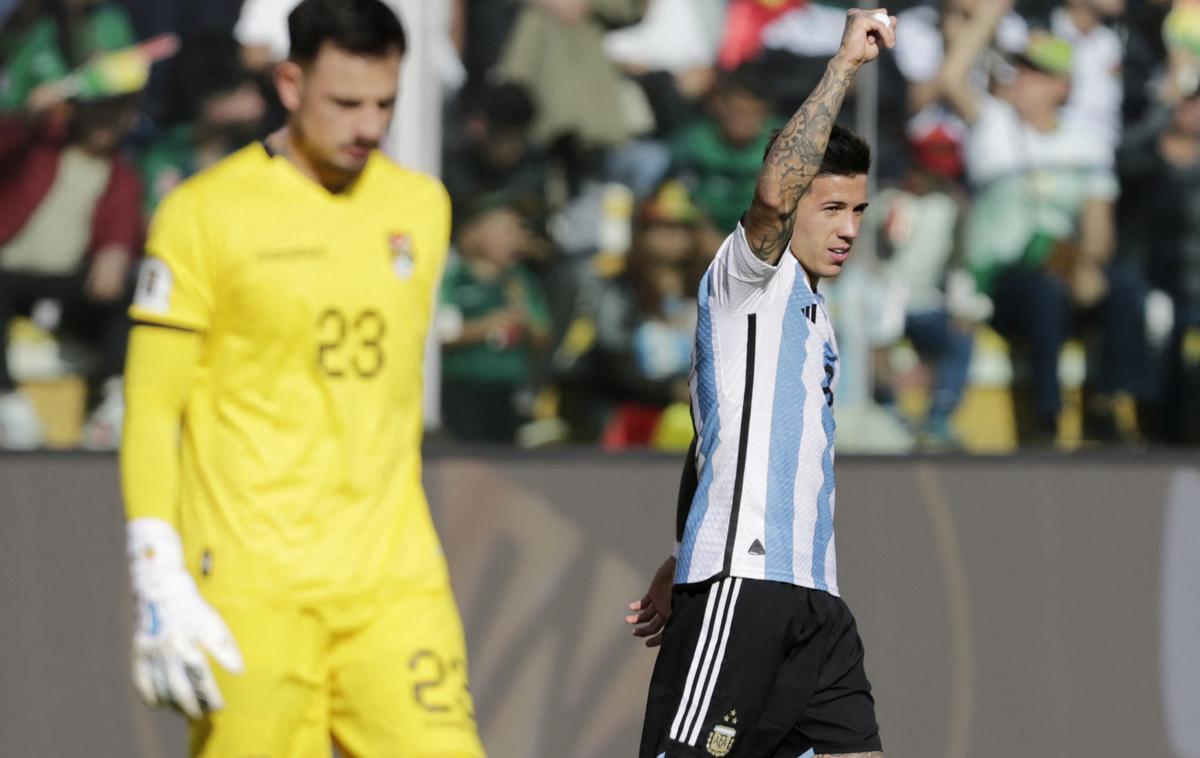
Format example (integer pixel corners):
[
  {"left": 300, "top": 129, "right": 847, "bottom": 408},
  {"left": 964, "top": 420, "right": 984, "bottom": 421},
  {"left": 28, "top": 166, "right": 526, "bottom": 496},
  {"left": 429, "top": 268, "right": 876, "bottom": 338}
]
[
  {"left": 894, "top": 0, "right": 1029, "bottom": 184},
  {"left": 498, "top": 0, "right": 647, "bottom": 155},
  {"left": 0, "top": 87, "right": 142, "bottom": 449},
  {"left": 0, "top": 0, "right": 136, "bottom": 112},
  {"left": 455, "top": 0, "right": 521, "bottom": 90},
  {"left": 139, "top": 41, "right": 265, "bottom": 217},
  {"left": 1123, "top": 0, "right": 1174, "bottom": 124},
  {"left": 439, "top": 79, "right": 563, "bottom": 373},
  {"left": 581, "top": 180, "right": 700, "bottom": 447},
  {"left": 757, "top": 0, "right": 857, "bottom": 60},
  {"left": 111, "top": 0, "right": 243, "bottom": 125},
  {"left": 442, "top": 80, "right": 549, "bottom": 235},
  {"left": 941, "top": 4, "right": 1149, "bottom": 445},
  {"left": 1046, "top": 0, "right": 1126, "bottom": 153},
  {"left": 438, "top": 195, "right": 552, "bottom": 444},
  {"left": 718, "top": 0, "right": 804, "bottom": 70},
  {"left": 872, "top": 172, "right": 978, "bottom": 451},
  {"left": 673, "top": 63, "right": 780, "bottom": 255},
  {"left": 871, "top": 0, "right": 1027, "bottom": 450},
  {"left": 1119, "top": 47, "right": 1200, "bottom": 444},
  {"left": 603, "top": 0, "right": 721, "bottom": 139},
  {"left": 498, "top": 0, "right": 673, "bottom": 233}
]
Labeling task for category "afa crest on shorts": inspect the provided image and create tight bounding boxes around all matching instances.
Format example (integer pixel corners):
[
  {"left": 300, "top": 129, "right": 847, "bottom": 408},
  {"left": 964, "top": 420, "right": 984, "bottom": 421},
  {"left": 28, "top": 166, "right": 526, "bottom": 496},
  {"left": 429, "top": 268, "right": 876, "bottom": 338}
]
[
  {"left": 706, "top": 710, "right": 738, "bottom": 757},
  {"left": 388, "top": 232, "right": 415, "bottom": 280}
]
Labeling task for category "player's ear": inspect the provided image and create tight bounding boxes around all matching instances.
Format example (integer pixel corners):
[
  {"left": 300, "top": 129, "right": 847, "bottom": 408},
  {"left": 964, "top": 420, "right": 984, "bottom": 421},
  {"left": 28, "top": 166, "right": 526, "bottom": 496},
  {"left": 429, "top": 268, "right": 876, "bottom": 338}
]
[{"left": 275, "top": 59, "right": 304, "bottom": 113}]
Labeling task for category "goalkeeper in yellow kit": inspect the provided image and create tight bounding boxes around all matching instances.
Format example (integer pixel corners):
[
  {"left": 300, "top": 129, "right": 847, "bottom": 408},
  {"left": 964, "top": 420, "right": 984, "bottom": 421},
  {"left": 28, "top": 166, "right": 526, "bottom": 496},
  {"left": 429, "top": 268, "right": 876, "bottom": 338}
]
[{"left": 119, "top": 0, "right": 484, "bottom": 755}]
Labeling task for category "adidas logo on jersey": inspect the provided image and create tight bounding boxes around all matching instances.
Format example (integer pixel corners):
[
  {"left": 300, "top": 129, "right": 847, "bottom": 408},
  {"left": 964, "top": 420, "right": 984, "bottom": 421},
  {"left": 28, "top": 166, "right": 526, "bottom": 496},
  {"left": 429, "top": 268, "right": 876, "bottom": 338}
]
[{"left": 748, "top": 539, "right": 765, "bottom": 556}]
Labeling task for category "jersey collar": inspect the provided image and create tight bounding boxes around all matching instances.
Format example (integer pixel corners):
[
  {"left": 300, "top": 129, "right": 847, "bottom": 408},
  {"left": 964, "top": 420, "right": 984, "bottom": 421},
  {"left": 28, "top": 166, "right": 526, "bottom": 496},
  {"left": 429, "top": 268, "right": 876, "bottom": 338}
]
[{"left": 257, "top": 140, "right": 378, "bottom": 201}]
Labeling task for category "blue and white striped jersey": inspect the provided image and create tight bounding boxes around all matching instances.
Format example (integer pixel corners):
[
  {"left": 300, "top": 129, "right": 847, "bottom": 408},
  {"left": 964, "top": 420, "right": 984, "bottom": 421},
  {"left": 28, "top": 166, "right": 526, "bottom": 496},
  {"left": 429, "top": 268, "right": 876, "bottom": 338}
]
[{"left": 675, "top": 223, "right": 841, "bottom": 595}]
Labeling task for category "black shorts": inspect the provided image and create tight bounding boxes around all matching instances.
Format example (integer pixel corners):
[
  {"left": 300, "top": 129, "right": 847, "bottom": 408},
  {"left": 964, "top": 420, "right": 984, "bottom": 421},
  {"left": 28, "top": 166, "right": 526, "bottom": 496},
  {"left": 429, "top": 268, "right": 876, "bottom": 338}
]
[{"left": 639, "top": 576, "right": 881, "bottom": 757}]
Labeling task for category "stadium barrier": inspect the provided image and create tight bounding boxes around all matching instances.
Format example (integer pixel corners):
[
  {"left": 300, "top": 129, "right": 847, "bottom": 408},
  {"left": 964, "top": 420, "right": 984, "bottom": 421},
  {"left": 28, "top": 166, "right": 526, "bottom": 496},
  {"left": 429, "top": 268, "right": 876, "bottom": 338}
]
[{"left": 2, "top": 451, "right": 1198, "bottom": 757}]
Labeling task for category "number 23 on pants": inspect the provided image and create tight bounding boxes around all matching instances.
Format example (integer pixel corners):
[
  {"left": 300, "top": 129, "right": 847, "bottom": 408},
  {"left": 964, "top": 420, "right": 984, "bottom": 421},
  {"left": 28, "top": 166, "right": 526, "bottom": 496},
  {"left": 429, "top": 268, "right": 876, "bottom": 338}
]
[{"left": 192, "top": 589, "right": 484, "bottom": 758}]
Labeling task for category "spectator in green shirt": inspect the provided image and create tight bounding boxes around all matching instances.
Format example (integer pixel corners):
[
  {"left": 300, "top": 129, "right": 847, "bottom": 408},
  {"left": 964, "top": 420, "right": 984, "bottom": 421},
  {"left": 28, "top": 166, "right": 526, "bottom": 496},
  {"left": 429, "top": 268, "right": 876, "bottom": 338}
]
[
  {"left": 437, "top": 195, "right": 551, "bottom": 443},
  {"left": 0, "top": 0, "right": 136, "bottom": 111},
  {"left": 671, "top": 64, "right": 780, "bottom": 250}
]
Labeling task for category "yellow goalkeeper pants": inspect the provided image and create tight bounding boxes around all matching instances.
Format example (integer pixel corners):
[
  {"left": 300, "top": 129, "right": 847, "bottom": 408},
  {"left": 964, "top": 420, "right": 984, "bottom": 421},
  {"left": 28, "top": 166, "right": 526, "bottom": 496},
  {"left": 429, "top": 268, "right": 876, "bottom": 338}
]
[{"left": 189, "top": 585, "right": 485, "bottom": 758}]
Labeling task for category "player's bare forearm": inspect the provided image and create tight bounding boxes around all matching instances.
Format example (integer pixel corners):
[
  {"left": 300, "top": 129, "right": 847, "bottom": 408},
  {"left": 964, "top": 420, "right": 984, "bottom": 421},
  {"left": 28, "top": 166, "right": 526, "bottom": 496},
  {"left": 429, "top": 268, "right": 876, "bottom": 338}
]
[
  {"left": 745, "top": 58, "right": 857, "bottom": 264},
  {"left": 815, "top": 752, "right": 884, "bottom": 758},
  {"left": 744, "top": 8, "right": 895, "bottom": 265}
]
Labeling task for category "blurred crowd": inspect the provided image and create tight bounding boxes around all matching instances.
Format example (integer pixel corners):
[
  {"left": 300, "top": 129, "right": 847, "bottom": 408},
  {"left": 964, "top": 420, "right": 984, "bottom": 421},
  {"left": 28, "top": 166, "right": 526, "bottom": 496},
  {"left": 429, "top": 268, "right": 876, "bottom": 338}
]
[{"left": 1, "top": 0, "right": 1198, "bottom": 452}]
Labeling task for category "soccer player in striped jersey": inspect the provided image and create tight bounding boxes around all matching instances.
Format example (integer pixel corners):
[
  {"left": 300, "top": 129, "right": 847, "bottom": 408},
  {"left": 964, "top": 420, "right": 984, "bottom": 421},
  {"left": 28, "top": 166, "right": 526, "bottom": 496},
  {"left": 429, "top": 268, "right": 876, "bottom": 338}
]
[{"left": 627, "top": 9, "right": 896, "bottom": 758}]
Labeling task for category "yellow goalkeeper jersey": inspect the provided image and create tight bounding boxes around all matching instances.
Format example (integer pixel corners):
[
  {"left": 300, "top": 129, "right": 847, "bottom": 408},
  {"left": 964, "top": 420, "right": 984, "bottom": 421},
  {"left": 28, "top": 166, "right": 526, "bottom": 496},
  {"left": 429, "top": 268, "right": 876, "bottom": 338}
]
[{"left": 131, "top": 142, "right": 452, "bottom": 604}]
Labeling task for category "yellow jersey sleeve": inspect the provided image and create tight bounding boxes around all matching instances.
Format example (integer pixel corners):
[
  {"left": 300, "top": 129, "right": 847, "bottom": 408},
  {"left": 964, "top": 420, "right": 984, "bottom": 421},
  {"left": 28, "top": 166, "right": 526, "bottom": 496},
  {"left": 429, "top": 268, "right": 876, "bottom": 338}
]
[
  {"left": 120, "top": 325, "right": 203, "bottom": 525},
  {"left": 131, "top": 186, "right": 217, "bottom": 331}
]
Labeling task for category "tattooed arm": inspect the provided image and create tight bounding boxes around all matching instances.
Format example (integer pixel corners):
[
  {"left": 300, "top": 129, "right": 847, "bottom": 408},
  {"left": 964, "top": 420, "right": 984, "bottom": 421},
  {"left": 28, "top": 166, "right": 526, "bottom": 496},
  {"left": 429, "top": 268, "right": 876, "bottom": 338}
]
[{"left": 743, "top": 8, "right": 896, "bottom": 265}]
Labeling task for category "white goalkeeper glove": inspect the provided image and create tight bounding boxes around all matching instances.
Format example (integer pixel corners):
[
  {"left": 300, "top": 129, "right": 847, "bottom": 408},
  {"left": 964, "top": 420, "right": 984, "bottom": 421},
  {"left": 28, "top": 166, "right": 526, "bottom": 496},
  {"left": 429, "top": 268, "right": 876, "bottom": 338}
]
[{"left": 127, "top": 518, "right": 244, "bottom": 719}]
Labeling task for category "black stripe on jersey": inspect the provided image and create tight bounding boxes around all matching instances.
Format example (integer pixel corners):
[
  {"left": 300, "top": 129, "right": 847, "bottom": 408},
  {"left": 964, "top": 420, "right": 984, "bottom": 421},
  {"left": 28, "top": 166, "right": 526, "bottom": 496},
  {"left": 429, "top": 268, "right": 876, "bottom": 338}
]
[
  {"left": 676, "top": 436, "right": 699, "bottom": 545},
  {"left": 132, "top": 320, "right": 201, "bottom": 335},
  {"left": 722, "top": 315, "right": 756, "bottom": 574}
]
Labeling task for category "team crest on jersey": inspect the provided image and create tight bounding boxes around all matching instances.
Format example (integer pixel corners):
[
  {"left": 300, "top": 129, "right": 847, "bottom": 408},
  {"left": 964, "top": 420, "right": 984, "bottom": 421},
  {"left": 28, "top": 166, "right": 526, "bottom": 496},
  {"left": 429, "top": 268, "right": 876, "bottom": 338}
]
[
  {"left": 705, "top": 710, "right": 738, "bottom": 757},
  {"left": 388, "top": 232, "right": 415, "bottom": 280}
]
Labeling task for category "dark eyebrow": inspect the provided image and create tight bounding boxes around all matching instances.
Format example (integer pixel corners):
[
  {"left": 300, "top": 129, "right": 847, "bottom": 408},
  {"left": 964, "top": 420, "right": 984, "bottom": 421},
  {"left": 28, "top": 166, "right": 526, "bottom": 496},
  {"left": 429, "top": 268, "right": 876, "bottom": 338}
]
[{"left": 854, "top": 202, "right": 869, "bottom": 212}]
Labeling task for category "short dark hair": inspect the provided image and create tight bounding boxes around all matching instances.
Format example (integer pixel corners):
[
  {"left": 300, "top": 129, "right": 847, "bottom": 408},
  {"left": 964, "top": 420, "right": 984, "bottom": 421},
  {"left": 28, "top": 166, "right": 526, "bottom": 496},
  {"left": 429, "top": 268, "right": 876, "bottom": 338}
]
[
  {"left": 763, "top": 123, "right": 871, "bottom": 178},
  {"left": 288, "top": 0, "right": 407, "bottom": 64}
]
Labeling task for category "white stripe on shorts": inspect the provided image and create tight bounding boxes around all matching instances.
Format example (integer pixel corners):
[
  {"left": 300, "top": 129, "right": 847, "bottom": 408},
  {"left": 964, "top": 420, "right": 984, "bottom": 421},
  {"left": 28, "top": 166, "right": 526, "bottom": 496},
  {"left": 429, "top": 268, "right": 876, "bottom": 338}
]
[
  {"left": 668, "top": 577, "right": 742, "bottom": 746},
  {"left": 668, "top": 579, "right": 725, "bottom": 741},
  {"left": 686, "top": 577, "right": 743, "bottom": 745}
]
